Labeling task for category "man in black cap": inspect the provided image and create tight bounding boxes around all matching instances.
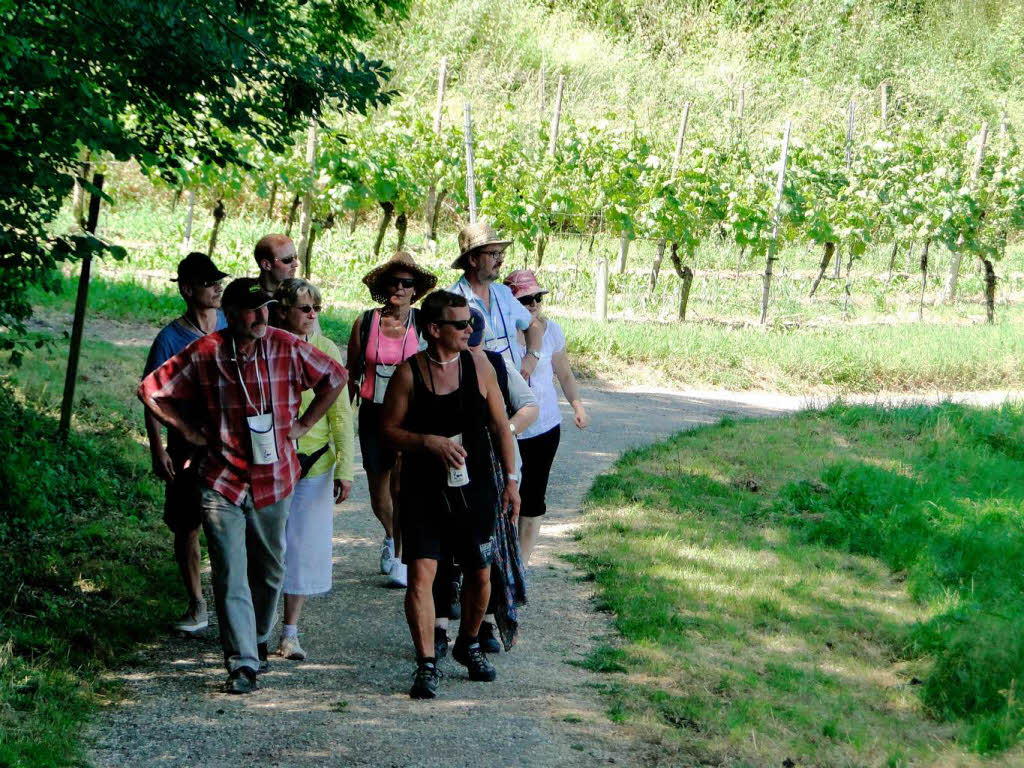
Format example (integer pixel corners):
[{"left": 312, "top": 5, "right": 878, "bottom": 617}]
[
  {"left": 139, "top": 277, "right": 347, "bottom": 694},
  {"left": 142, "top": 252, "right": 229, "bottom": 635}
]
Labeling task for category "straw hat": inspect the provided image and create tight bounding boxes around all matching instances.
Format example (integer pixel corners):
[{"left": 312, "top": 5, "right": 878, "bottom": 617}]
[
  {"left": 450, "top": 221, "right": 512, "bottom": 270},
  {"left": 362, "top": 251, "right": 437, "bottom": 305},
  {"left": 503, "top": 269, "right": 549, "bottom": 299}
]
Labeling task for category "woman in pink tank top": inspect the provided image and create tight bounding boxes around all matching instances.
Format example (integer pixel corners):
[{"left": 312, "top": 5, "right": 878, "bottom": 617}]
[{"left": 347, "top": 252, "right": 436, "bottom": 587}]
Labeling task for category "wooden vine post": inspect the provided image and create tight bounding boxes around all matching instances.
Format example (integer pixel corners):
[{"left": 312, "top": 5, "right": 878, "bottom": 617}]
[
  {"left": 58, "top": 173, "right": 104, "bottom": 440},
  {"left": 941, "top": 121, "right": 988, "bottom": 304},
  {"left": 207, "top": 199, "right": 226, "bottom": 257},
  {"left": 918, "top": 239, "right": 931, "bottom": 321},
  {"left": 297, "top": 118, "right": 317, "bottom": 276},
  {"left": 760, "top": 120, "right": 792, "bottom": 325},
  {"left": 650, "top": 102, "right": 690, "bottom": 293},
  {"left": 464, "top": 102, "right": 478, "bottom": 224},
  {"left": 841, "top": 99, "right": 857, "bottom": 307},
  {"left": 425, "top": 58, "right": 448, "bottom": 243},
  {"left": 595, "top": 251, "right": 609, "bottom": 322}
]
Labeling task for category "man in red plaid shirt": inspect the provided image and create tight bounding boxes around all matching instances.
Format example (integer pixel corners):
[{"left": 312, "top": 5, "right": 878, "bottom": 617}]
[{"left": 138, "top": 277, "right": 346, "bottom": 694}]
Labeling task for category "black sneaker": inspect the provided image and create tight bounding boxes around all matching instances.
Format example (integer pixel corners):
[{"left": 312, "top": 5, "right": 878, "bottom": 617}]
[
  {"left": 410, "top": 661, "right": 440, "bottom": 699},
  {"left": 257, "top": 641, "right": 269, "bottom": 675},
  {"left": 434, "top": 627, "right": 450, "bottom": 660},
  {"left": 452, "top": 637, "right": 496, "bottom": 682},
  {"left": 224, "top": 666, "right": 258, "bottom": 694},
  {"left": 448, "top": 580, "right": 461, "bottom": 620},
  {"left": 479, "top": 621, "right": 501, "bottom": 654}
]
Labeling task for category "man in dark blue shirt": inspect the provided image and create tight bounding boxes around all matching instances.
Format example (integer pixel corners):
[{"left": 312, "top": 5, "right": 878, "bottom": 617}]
[{"left": 142, "top": 252, "right": 229, "bottom": 633}]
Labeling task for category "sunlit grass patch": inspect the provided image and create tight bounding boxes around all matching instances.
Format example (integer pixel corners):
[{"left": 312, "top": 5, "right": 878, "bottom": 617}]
[{"left": 575, "top": 403, "right": 1024, "bottom": 764}]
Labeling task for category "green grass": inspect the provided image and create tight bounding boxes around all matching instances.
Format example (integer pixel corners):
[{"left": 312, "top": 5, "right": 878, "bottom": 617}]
[
  {"left": 574, "top": 403, "right": 1024, "bottom": 764},
  {"left": 0, "top": 330, "right": 180, "bottom": 767}
]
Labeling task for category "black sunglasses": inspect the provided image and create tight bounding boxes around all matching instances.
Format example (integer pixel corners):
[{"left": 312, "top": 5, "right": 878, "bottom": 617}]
[
  {"left": 518, "top": 294, "right": 543, "bottom": 306},
  {"left": 387, "top": 276, "right": 416, "bottom": 289},
  {"left": 278, "top": 256, "right": 296, "bottom": 265},
  {"left": 201, "top": 279, "right": 223, "bottom": 288},
  {"left": 291, "top": 304, "right": 322, "bottom": 313},
  {"left": 434, "top": 319, "right": 472, "bottom": 330}
]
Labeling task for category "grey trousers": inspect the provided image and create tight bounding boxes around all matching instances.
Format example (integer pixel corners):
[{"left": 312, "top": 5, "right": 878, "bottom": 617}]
[{"left": 200, "top": 487, "right": 291, "bottom": 673}]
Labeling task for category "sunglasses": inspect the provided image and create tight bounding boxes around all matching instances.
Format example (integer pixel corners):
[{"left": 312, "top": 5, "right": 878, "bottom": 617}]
[
  {"left": 201, "top": 279, "right": 223, "bottom": 288},
  {"left": 518, "top": 294, "right": 543, "bottom": 306},
  {"left": 277, "top": 256, "right": 296, "bottom": 265},
  {"left": 387, "top": 276, "right": 416, "bottom": 289},
  {"left": 291, "top": 304, "right": 322, "bottom": 313},
  {"left": 434, "top": 319, "right": 472, "bottom": 330}
]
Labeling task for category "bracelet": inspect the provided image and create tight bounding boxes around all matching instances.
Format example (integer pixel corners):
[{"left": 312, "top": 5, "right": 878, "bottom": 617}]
[{"left": 506, "top": 473, "right": 519, "bottom": 484}]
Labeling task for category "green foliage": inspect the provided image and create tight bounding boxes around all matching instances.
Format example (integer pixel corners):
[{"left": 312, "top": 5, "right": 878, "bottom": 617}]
[{"left": 1, "top": 0, "right": 405, "bottom": 334}]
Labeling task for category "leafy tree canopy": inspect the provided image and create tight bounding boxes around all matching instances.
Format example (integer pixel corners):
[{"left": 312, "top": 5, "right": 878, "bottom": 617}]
[{"left": 0, "top": 0, "right": 407, "bottom": 330}]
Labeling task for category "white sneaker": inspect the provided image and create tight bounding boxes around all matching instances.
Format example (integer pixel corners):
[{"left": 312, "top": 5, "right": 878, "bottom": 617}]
[
  {"left": 276, "top": 635, "right": 307, "bottom": 661},
  {"left": 379, "top": 538, "right": 396, "bottom": 574},
  {"left": 387, "top": 560, "right": 408, "bottom": 589},
  {"left": 172, "top": 601, "right": 208, "bottom": 633}
]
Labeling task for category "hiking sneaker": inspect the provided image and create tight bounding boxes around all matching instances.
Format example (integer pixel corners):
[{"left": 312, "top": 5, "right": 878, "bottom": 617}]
[
  {"left": 387, "top": 560, "right": 408, "bottom": 588},
  {"left": 434, "top": 627, "right": 450, "bottom": 660},
  {"left": 379, "top": 538, "right": 396, "bottom": 574},
  {"left": 452, "top": 637, "right": 496, "bottom": 682},
  {"left": 409, "top": 661, "right": 440, "bottom": 699},
  {"left": 479, "top": 621, "right": 501, "bottom": 654},
  {"left": 172, "top": 601, "right": 208, "bottom": 633},
  {"left": 224, "top": 666, "right": 258, "bottom": 694},
  {"left": 276, "top": 635, "right": 306, "bottom": 661}
]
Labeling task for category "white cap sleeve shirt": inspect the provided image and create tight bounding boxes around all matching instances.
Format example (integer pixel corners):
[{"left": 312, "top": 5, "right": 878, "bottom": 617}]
[{"left": 516, "top": 319, "right": 565, "bottom": 440}]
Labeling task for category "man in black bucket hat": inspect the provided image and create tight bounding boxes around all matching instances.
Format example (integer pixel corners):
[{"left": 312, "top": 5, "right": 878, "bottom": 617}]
[{"left": 142, "top": 252, "right": 229, "bottom": 637}]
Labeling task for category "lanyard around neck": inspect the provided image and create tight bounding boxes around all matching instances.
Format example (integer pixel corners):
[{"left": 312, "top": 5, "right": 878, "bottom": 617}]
[
  {"left": 232, "top": 337, "right": 267, "bottom": 416},
  {"left": 375, "top": 309, "right": 414, "bottom": 367}
]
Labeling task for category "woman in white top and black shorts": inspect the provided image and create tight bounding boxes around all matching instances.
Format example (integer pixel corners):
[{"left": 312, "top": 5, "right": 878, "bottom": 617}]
[
  {"left": 504, "top": 269, "right": 591, "bottom": 565},
  {"left": 347, "top": 252, "right": 435, "bottom": 587}
]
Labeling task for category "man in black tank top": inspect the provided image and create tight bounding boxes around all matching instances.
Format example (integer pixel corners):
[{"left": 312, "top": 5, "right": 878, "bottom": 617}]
[{"left": 382, "top": 291, "right": 521, "bottom": 699}]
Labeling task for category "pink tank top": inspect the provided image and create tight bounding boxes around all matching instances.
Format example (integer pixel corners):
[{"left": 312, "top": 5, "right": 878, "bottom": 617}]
[{"left": 360, "top": 309, "right": 420, "bottom": 401}]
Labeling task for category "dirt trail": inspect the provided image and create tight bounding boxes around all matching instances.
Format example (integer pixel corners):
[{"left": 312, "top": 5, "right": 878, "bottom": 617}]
[{"left": 76, "top": 314, "right": 1018, "bottom": 767}]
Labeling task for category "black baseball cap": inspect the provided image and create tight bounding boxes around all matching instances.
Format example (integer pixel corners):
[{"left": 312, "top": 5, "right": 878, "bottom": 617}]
[
  {"left": 222, "top": 278, "right": 277, "bottom": 311},
  {"left": 173, "top": 252, "right": 229, "bottom": 284}
]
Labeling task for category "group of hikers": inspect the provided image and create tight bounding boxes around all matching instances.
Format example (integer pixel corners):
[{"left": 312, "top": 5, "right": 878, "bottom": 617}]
[{"left": 138, "top": 221, "right": 590, "bottom": 699}]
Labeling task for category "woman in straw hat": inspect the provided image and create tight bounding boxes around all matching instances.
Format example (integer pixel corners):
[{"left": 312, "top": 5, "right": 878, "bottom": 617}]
[
  {"left": 503, "top": 269, "right": 590, "bottom": 566},
  {"left": 347, "top": 251, "right": 437, "bottom": 588}
]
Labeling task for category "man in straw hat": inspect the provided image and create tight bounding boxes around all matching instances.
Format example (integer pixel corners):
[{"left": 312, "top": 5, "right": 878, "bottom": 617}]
[
  {"left": 348, "top": 251, "right": 437, "bottom": 587},
  {"left": 448, "top": 221, "right": 543, "bottom": 380},
  {"left": 138, "top": 277, "right": 347, "bottom": 695}
]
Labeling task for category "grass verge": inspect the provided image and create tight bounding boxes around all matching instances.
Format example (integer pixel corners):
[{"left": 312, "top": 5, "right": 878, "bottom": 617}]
[
  {"left": 0, "top": 329, "right": 179, "bottom": 767},
  {"left": 574, "top": 403, "right": 1024, "bottom": 765}
]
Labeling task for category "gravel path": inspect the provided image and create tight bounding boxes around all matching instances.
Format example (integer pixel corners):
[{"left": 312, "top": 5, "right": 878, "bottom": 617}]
[{"left": 73, "top": 313, "right": 1020, "bottom": 768}]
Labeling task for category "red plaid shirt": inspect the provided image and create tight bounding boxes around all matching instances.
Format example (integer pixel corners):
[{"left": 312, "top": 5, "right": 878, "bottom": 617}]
[{"left": 138, "top": 327, "right": 347, "bottom": 509}]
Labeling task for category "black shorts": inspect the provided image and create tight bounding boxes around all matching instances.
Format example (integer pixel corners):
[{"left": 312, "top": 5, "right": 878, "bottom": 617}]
[
  {"left": 359, "top": 402, "right": 398, "bottom": 474},
  {"left": 518, "top": 425, "right": 560, "bottom": 518},
  {"left": 400, "top": 488, "right": 496, "bottom": 571},
  {"left": 163, "top": 462, "right": 203, "bottom": 534}
]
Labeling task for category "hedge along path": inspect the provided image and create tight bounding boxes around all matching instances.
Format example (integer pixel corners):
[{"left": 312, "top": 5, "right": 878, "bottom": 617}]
[
  {"left": 80, "top": 314, "right": 798, "bottom": 767},
  {"left": 79, "top": 316, "right": 1020, "bottom": 766}
]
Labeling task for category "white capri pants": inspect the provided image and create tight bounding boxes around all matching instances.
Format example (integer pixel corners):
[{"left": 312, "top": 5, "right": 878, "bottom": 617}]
[{"left": 283, "top": 470, "right": 334, "bottom": 595}]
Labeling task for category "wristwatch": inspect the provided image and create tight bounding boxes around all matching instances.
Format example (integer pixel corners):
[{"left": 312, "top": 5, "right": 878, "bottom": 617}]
[
  {"left": 528, "top": 349, "right": 542, "bottom": 360},
  {"left": 509, "top": 421, "right": 517, "bottom": 435},
  {"left": 506, "top": 473, "right": 519, "bottom": 484}
]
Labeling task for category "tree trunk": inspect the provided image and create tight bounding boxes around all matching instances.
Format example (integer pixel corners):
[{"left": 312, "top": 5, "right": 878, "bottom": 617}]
[
  {"left": 429, "top": 189, "right": 447, "bottom": 242},
  {"left": 171, "top": 186, "right": 183, "bottom": 213},
  {"left": 918, "top": 239, "right": 930, "bottom": 322},
  {"left": 71, "top": 156, "right": 91, "bottom": 230},
  {"left": 616, "top": 234, "right": 630, "bottom": 273},
  {"left": 395, "top": 211, "right": 408, "bottom": 252},
  {"left": 181, "top": 189, "right": 196, "bottom": 254},
  {"left": 832, "top": 242, "right": 842, "bottom": 278},
  {"left": 534, "top": 234, "right": 548, "bottom": 268},
  {"left": 941, "top": 248, "right": 964, "bottom": 304},
  {"left": 373, "top": 201, "right": 395, "bottom": 257},
  {"left": 285, "top": 193, "right": 301, "bottom": 235},
  {"left": 303, "top": 213, "right": 334, "bottom": 280},
  {"left": 760, "top": 247, "right": 777, "bottom": 325},
  {"left": 350, "top": 209, "right": 359, "bottom": 234},
  {"left": 842, "top": 247, "right": 855, "bottom": 313},
  {"left": 669, "top": 242, "right": 694, "bottom": 321},
  {"left": 208, "top": 199, "right": 226, "bottom": 257},
  {"left": 980, "top": 256, "right": 997, "bottom": 324},
  {"left": 266, "top": 181, "right": 278, "bottom": 220},
  {"left": 886, "top": 241, "right": 899, "bottom": 283},
  {"left": 649, "top": 239, "right": 666, "bottom": 293},
  {"left": 735, "top": 244, "right": 746, "bottom": 279},
  {"left": 809, "top": 241, "right": 834, "bottom": 297}
]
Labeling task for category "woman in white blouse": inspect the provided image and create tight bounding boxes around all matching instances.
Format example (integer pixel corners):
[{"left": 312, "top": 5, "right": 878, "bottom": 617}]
[{"left": 504, "top": 270, "right": 590, "bottom": 565}]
